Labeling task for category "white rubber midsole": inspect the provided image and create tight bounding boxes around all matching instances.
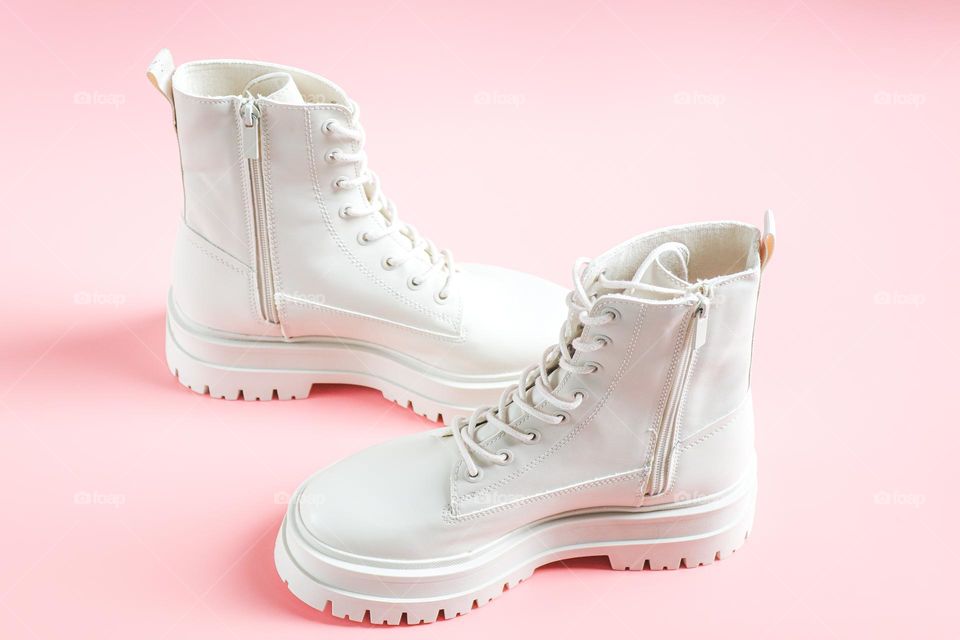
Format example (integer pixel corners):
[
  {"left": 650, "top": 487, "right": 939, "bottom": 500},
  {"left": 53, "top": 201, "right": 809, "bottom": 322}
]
[
  {"left": 165, "top": 295, "right": 516, "bottom": 422},
  {"left": 274, "top": 469, "right": 756, "bottom": 621}
]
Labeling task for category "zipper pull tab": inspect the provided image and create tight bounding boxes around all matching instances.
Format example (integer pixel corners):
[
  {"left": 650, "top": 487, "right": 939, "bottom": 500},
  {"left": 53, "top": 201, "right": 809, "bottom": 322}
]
[
  {"left": 694, "top": 290, "right": 711, "bottom": 350},
  {"left": 240, "top": 98, "right": 260, "bottom": 159}
]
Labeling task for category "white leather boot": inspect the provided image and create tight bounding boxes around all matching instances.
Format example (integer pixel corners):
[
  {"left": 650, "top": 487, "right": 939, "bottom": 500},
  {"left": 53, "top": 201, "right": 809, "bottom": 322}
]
[
  {"left": 146, "top": 50, "right": 566, "bottom": 422},
  {"left": 275, "top": 214, "right": 776, "bottom": 623}
]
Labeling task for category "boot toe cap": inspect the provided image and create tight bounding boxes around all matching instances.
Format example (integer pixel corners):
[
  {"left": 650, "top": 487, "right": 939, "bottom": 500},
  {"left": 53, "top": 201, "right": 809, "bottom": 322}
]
[
  {"left": 294, "top": 430, "right": 457, "bottom": 560},
  {"left": 454, "top": 263, "right": 566, "bottom": 374}
]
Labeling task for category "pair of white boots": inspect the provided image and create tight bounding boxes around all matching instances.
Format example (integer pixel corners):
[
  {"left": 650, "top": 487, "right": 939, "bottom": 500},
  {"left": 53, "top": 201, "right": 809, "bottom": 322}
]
[{"left": 149, "top": 50, "right": 775, "bottom": 624}]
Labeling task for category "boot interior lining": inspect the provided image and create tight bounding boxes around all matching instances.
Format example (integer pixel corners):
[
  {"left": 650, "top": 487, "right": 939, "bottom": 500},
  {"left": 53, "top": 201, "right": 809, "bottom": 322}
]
[
  {"left": 602, "top": 223, "right": 761, "bottom": 283},
  {"left": 172, "top": 60, "right": 345, "bottom": 104}
]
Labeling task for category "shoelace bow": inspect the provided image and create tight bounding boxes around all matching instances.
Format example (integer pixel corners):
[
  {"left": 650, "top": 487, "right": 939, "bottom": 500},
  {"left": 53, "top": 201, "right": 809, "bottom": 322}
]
[
  {"left": 323, "top": 103, "right": 455, "bottom": 300},
  {"left": 450, "top": 257, "right": 698, "bottom": 478}
]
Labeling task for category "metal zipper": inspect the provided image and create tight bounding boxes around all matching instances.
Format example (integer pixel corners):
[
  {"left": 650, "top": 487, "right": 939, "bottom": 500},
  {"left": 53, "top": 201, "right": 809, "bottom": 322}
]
[
  {"left": 646, "top": 286, "right": 711, "bottom": 496},
  {"left": 241, "top": 97, "right": 278, "bottom": 324}
]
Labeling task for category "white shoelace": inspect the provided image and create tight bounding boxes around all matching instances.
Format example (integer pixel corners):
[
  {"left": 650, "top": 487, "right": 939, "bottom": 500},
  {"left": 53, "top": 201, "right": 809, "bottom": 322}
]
[
  {"left": 322, "top": 104, "right": 455, "bottom": 300},
  {"left": 450, "top": 254, "right": 697, "bottom": 479}
]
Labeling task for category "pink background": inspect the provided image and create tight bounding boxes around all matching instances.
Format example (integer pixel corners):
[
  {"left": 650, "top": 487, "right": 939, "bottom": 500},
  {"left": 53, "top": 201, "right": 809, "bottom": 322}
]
[{"left": 1, "top": 0, "right": 956, "bottom": 637}]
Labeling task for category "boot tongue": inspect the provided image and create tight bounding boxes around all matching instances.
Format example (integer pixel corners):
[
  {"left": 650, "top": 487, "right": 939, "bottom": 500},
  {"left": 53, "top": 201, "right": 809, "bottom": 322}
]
[
  {"left": 624, "top": 241, "right": 691, "bottom": 298},
  {"left": 242, "top": 72, "right": 305, "bottom": 104}
]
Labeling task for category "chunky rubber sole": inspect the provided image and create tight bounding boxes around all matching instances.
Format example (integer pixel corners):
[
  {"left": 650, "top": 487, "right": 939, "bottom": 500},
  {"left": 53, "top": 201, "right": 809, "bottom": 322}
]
[
  {"left": 165, "top": 298, "right": 516, "bottom": 425},
  {"left": 274, "top": 471, "right": 756, "bottom": 625}
]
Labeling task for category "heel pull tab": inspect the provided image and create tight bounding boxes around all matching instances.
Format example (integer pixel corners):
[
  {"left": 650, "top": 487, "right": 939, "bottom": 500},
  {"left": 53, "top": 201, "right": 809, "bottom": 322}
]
[
  {"left": 759, "top": 209, "right": 776, "bottom": 270},
  {"left": 147, "top": 49, "right": 176, "bottom": 127}
]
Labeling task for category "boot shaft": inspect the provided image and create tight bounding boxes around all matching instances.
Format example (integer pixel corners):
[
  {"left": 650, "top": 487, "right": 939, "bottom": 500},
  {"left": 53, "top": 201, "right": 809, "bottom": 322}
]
[
  {"left": 595, "top": 221, "right": 764, "bottom": 501},
  {"left": 166, "top": 58, "right": 351, "bottom": 273},
  {"left": 597, "top": 220, "right": 765, "bottom": 501},
  {"left": 450, "top": 218, "right": 771, "bottom": 524},
  {"left": 152, "top": 52, "right": 467, "bottom": 338},
  {"left": 592, "top": 220, "right": 762, "bottom": 442}
]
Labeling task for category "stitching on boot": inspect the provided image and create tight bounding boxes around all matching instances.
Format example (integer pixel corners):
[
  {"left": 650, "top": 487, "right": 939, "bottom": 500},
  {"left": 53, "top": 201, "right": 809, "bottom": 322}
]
[
  {"left": 450, "top": 301, "right": 649, "bottom": 519},
  {"left": 303, "top": 109, "right": 462, "bottom": 336}
]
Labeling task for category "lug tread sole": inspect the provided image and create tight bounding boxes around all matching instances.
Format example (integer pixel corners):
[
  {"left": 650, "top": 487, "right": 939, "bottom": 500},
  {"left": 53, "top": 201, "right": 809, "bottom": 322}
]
[
  {"left": 171, "top": 363, "right": 451, "bottom": 423},
  {"left": 277, "top": 529, "right": 750, "bottom": 626}
]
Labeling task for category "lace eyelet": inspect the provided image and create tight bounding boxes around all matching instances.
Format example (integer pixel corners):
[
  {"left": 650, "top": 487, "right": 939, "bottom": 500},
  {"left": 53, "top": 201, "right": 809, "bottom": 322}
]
[
  {"left": 434, "top": 290, "right": 449, "bottom": 304},
  {"left": 325, "top": 149, "right": 341, "bottom": 164},
  {"left": 559, "top": 389, "right": 588, "bottom": 411},
  {"left": 554, "top": 411, "right": 571, "bottom": 424},
  {"left": 525, "top": 429, "right": 542, "bottom": 443},
  {"left": 465, "top": 467, "right": 484, "bottom": 482},
  {"left": 407, "top": 276, "right": 424, "bottom": 290},
  {"left": 496, "top": 450, "right": 514, "bottom": 465},
  {"left": 583, "top": 361, "right": 602, "bottom": 374},
  {"left": 338, "top": 205, "right": 352, "bottom": 219},
  {"left": 593, "top": 334, "right": 611, "bottom": 348},
  {"left": 356, "top": 232, "right": 370, "bottom": 245},
  {"left": 321, "top": 119, "right": 336, "bottom": 135},
  {"left": 382, "top": 256, "right": 397, "bottom": 270},
  {"left": 333, "top": 177, "right": 347, "bottom": 191},
  {"left": 602, "top": 307, "right": 621, "bottom": 322}
]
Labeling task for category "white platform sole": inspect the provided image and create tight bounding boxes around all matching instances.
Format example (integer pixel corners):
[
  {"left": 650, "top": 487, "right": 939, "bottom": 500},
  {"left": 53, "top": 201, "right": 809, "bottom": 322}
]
[
  {"left": 274, "top": 472, "right": 756, "bottom": 625},
  {"left": 165, "top": 298, "right": 516, "bottom": 424}
]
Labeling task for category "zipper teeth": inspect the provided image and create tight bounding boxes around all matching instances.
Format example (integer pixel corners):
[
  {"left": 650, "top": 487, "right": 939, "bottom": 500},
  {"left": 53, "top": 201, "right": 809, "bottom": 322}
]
[
  {"left": 249, "top": 158, "right": 277, "bottom": 323},
  {"left": 242, "top": 96, "right": 278, "bottom": 325},
  {"left": 649, "top": 307, "right": 698, "bottom": 495}
]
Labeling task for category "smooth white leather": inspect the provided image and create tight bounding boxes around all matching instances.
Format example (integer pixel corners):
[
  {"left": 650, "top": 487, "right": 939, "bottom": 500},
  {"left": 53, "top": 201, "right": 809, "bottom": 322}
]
[
  {"left": 172, "top": 221, "right": 278, "bottom": 336},
  {"left": 173, "top": 90, "right": 253, "bottom": 266},
  {"left": 292, "top": 221, "right": 766, "bottom": 560}
]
